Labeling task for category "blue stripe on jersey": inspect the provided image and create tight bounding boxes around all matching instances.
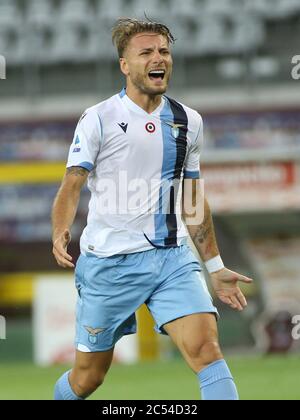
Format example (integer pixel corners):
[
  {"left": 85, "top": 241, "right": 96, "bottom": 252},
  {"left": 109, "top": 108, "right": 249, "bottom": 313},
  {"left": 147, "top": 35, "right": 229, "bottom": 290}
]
[
  {"left": 152, "top": 99, "right": 175, "bottom": 247},
  {"left": 165, "top": 97, "right": 188, "bottom": 247},
  {"left": 150, "top": 97, "right": 188, "bottom": 248}
]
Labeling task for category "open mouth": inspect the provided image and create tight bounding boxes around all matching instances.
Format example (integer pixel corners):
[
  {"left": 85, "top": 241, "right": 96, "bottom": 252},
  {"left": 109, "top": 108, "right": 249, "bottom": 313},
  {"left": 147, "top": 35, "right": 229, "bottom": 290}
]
[{"left": 148, "top": 70, "right": 166, "bottom": 81}]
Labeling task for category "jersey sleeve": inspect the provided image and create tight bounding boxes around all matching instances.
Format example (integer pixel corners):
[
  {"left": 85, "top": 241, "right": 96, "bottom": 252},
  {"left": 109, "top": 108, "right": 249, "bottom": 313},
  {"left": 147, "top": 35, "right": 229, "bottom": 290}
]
[
  {"left": 66, "top": 109, "right": 102, "bottom": 172},
  {"left": 184, "top": 114, "right": 203, "bottom": 179}
]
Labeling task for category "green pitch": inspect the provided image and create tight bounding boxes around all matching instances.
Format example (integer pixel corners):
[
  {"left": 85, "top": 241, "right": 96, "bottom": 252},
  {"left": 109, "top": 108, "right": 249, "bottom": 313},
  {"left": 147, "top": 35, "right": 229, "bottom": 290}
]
[{"left": 0, "top": 356, "right": 299, "bottom": 400}]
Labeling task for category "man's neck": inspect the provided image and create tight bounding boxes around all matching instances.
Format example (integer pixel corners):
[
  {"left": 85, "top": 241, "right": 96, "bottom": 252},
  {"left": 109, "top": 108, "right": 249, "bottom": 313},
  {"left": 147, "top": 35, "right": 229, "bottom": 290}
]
[{"left": 125, "top": 86, "right": 163, "bottom": 114}]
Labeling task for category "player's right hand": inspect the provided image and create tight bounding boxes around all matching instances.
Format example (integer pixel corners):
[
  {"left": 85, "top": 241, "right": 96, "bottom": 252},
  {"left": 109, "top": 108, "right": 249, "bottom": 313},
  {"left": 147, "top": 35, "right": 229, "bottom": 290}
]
[{"left": 52, "top": 229, "right": 75, "bottom": 269}]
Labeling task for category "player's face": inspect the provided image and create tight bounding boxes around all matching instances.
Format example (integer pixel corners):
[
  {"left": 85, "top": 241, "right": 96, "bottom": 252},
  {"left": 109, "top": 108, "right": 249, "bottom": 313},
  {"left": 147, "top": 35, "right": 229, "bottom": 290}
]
[{"left": 121, "top": 33, "right": 173, "bottom": 95}]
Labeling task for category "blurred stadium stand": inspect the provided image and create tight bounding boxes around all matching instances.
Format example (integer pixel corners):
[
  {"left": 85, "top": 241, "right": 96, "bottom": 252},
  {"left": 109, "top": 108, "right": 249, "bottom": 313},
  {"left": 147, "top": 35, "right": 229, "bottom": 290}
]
[
  {"left": 0, "top": 0, "right": 299, "bottom": 89},
  {"left": 0, "top": 0, "right": 300, "bottom": 363},
  {"left": 0, "top": 0, "right": 298, "bottom": 62}
]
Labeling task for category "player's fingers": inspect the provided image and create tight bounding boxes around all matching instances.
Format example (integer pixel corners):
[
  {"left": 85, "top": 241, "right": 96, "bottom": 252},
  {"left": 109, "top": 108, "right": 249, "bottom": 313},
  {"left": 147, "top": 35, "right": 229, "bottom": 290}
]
[
  {"left": 57, "top": 257, "right": 75, "bottom": 269},
  {"left": 53, "top": 244, "right": 73, "bottom": 262},
  {"left": 56, "top": 251, "right": 73, "bottom": 264},
  {"left": 228, "top": 298, "right": 238, "bottom": 310},
  {"left": 53, "top": 248, "right": 74, "bottom": 268},
  {"left": 230, "top": 296, "right": 243, "bottom": 311},
  {"left": 236, "top": 291, "right": 248, "bottom": 308},
  {"left": 63, "top": 252, "right": 73, "bottom": 262},
  {"left": 218, "top": 296, "right": 232, "bottom": 306},
  {"left": 58, "top": 244, "right": 73, "bottom": 261},
  {"left": 238, "top": 275, "right": 253, "bottom": 284},
  {"left": 53, "top": 234, "right": 72, "bottom": 259}
]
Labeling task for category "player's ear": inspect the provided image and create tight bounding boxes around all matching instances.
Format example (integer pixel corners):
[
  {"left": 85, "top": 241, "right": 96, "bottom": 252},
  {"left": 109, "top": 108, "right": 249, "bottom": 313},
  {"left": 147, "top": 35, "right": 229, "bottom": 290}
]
[{"left": 120, "top": 58, "right": 129, "bottom": 77}]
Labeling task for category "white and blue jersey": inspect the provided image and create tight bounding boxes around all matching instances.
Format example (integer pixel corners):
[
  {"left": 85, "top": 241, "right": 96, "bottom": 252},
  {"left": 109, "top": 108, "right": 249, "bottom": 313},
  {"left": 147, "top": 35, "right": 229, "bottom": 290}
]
[
  {"left": 67, "top": 90, "right": 218, "bottom": 353},
  {"left": 67, "top": 88, "right": 203, "bottom": 258}
]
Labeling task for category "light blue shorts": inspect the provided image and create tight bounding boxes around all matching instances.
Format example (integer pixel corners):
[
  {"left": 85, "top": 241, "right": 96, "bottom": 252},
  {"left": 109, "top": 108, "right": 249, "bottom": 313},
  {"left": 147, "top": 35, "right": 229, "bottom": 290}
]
[{"left": 74, "top": 244, "right": 218, "bottom": 352}]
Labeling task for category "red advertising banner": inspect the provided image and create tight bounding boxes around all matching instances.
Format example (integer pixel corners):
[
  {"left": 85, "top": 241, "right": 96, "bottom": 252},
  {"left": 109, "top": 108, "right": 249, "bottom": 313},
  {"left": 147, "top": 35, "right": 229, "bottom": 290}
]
[{"left": 202, "top": 161, "right": 300, "bottom": 212}]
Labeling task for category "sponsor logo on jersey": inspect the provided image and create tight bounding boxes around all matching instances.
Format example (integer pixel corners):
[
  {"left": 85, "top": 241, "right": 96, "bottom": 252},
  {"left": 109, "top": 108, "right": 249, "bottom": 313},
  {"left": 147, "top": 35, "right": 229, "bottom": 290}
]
[{"left": 118, "top": 122, "right": 128, "bottom": 133}]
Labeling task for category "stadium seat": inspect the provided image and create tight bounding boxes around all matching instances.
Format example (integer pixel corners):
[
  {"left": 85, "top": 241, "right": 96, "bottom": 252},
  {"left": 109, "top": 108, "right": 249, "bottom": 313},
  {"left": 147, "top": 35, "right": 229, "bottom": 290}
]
[
  {"left": 24, "top": 0, "right": 56, "bottom": 64},
  {"left": 48, "top": 0, "right": 96, "bottom": 63},
  {"left": 168, "top": 0, "right": 199, "bottom": 20},
  {"left": 166, "top": 19, "right": 195, "bottom": 56},
  {"left": 57, "top": 0, "right": 94, "bottom": 26},
  {"left": 50, "top": 24, "right": 108, "bottom": 63},
  {"left": 97, "top": 0, "right": 125, "bottom": 22},
  {"left": 26, "top": 0, "right": 56, "bottom": 28},
  {"left": 194, "top": 16, "right": 226, "bottom": 55},
  {"left": 0, "top": 0, "right": 21, "bottom": 25},
  {"left": 204, "top": 0, "right": 240, "bottom": 17},
  {"left": 128, "top": 0, "right": 168, "bottom": 21},
  {"left": 249, "top": 0, "right": 300, "bottom": 19},
  {"left": 0, "top": 0, "right": 298, "bottom": 65},
  {"left": 0, "top": 0, "right": 23, "bottom": 39},
  {"left": 96, "top": 0, "right": 139, "bottom": 59},
  {"left": 50, "top": 26, "right": 83, "bottom": 62},
  {"left": 0, "top": 0, "right": 26, "bottom": 65},
  {"left": 89, "top": 25, "right": 116, "bottom": 60},
  {"left": 230, "top": 14, "right": 265, "bottom": 53}
]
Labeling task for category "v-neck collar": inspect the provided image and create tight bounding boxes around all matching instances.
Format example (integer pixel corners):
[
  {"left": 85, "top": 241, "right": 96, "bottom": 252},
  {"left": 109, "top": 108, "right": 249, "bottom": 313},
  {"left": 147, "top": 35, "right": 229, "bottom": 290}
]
[{"left": 120, "top": 88, "right": 166, "bottom": 117}]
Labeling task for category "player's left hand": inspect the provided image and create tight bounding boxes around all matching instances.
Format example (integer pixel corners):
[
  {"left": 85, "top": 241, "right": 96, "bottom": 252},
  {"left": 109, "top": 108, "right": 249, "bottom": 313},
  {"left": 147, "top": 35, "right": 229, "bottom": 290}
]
[{"left": 210, "top": 268, "right": 253, "bottom": 311}]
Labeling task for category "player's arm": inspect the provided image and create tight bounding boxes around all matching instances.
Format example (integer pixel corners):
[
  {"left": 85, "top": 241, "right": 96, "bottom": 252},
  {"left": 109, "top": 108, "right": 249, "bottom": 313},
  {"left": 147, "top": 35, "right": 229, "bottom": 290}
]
[
  {"left": 52, "top": 167, "right": 89, "bottom": 268},
  {"left": 52, "top": 107, "right": 102, "bottom": 268},
  {"left": 183, "top": 186, "right": 220, "bottom": 262},
  {"left": 182, "top": 114, "right": 252, "bottom": 311},
  {"left": 183, "top": 179, "right": 253, "bottom": 311}
]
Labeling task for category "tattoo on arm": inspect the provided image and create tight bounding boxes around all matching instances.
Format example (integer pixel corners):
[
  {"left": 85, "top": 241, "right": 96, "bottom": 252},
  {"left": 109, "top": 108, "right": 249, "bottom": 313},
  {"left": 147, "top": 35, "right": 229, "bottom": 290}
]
[
  {"left": 66, "top": 167, "right": 88, "bottom": 177},
  {"left": 189, "top": 199, "right": 220, "bottom": 259},
  {"left": 192, "top": 213, "right": 211, "bottom": 245}
]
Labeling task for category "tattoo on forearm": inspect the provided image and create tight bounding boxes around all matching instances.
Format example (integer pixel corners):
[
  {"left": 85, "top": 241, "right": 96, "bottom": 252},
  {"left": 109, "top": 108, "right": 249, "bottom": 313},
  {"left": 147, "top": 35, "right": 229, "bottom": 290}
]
[
  {"left": 192, "top": 213, "right": 211, "bottom": 245},
  {"left": 66, "top": 167, "right": 88, "bottom": 177},
  {"left": 204, "top": 242, "right": 214, "bottom": 256},
  {"left": 188, "top": 199, "right": 219, "bottom": 259}
]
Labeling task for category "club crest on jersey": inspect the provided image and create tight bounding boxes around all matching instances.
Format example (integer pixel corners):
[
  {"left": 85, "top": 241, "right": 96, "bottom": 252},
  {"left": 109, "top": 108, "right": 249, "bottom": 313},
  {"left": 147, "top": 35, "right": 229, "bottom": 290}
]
[
  {"left": 172, "top": 127, "right": 180, "bottom": 139},
  {"left": 85, "top": 326, "right": 106, "bottom": 345},
  {"left": 145, "top": 122, "right": 156, "bottom": 133},
  {"left": 164, "top": 121, "right": 185, "bottom": 139}
]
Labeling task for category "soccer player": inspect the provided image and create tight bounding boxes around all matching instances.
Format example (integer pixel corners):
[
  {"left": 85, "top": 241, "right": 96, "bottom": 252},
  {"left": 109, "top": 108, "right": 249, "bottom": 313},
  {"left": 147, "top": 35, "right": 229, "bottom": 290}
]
[{"left": 52, "top": 18, "right": 252, "bottom": 401}]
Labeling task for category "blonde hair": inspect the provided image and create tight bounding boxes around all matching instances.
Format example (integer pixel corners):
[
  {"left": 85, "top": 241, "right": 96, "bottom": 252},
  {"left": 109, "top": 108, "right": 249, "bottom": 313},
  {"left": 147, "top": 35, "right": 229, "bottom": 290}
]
[{"left": 112, "top": 17, "right": 175, "bottom": 58}]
